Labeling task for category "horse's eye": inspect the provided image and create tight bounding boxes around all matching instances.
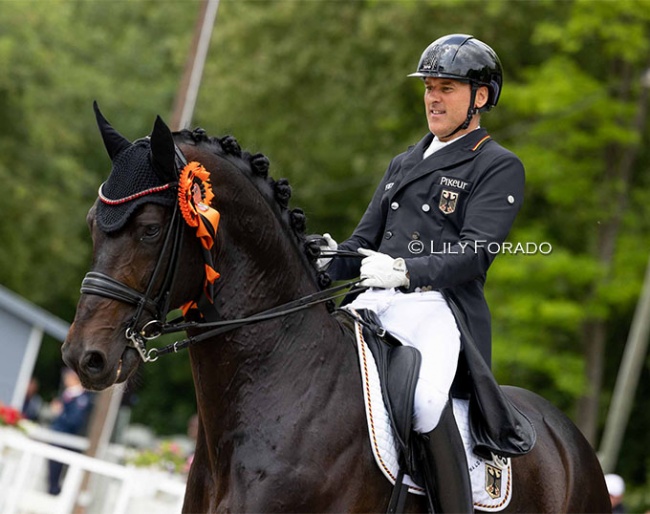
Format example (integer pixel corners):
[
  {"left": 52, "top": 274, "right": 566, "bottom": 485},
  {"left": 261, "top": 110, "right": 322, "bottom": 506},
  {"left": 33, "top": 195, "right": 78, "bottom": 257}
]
[{"left": 141, "top": 224, "right": 161, "bottom": 241}]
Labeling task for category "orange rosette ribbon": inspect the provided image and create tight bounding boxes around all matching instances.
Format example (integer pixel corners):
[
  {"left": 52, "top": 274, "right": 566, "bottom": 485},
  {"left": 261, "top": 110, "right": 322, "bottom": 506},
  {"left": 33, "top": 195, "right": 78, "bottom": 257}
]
[{"left": 178, "top": 162, "right": 221, "bottom": 313}]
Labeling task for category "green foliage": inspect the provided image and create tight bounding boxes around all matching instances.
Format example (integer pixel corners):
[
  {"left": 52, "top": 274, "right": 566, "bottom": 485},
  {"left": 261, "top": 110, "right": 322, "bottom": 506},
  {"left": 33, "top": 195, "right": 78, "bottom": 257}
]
[
  {"left": 0, "top": 1, "right": 198, "bottom": 314},
  {"left": 0, "top": 0, "right": 199, "bottom": 431}
]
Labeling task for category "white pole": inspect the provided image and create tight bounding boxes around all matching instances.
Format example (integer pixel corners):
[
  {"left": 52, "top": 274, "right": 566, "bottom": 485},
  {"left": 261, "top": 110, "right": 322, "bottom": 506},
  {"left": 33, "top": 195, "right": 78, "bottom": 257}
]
[
  {"left": 598, "top": 254, "right": 650, "bottom": 472},
  {"left": 173, "top": 0, "right": 220, "bottom": 130},
  {"left": 10, "top": 326, "right": 42, "bottom": 409}
]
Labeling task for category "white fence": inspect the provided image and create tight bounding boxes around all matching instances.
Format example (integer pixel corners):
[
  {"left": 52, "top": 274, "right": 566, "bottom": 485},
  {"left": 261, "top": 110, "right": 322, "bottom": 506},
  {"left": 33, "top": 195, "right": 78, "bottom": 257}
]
[{"left": 0, "top": 428, "right": 186, "bottom": 514}]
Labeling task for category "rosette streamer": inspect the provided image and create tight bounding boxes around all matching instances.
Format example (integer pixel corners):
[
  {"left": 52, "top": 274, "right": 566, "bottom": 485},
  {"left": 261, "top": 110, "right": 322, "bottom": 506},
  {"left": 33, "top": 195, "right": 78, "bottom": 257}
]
[{"left": 178, "top": 161, "right": 220, "bottom": 314}]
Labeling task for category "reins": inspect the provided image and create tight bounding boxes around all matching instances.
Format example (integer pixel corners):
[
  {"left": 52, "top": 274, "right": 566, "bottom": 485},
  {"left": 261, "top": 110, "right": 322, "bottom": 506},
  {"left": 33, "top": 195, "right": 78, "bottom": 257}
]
[
  {"left": 143, "top": 277, "right": 367, "bottom": 361},
  {"left": 83, "top": 248, "right": 364, "bottom": 363}
]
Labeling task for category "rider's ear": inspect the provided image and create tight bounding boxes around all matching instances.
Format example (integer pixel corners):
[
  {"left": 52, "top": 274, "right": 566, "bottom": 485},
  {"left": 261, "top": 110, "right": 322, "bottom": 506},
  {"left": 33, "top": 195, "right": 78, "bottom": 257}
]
[
  {"left": 475, "top": 86, "right": 489, "bottom": 110},
  {"left": 150, "top": 115, "right": 178, "bottom": 183},
  {"left": 94, "top": 101, "right": 131, "bottom": 160}
]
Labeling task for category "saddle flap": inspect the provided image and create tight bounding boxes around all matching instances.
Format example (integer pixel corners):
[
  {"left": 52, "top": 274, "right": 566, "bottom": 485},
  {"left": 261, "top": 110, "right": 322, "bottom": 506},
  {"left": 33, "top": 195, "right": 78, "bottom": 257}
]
[
  {"left": 355, "top": 309, "right": 421, "bottom": 455},
  {"left": 385, "top": 345, "right": 421, "bottom": 451}
]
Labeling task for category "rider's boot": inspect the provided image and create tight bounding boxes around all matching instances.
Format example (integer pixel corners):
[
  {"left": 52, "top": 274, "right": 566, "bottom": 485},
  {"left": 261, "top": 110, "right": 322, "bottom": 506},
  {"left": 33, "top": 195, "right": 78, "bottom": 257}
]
[{"left": 418, "top": 401, "right": 473, "bottom": 513}]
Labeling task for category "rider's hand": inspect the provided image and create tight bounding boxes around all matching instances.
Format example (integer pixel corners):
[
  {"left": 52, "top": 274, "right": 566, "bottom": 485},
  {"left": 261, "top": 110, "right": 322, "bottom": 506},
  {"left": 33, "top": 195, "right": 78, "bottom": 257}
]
[
  {"left": 316, "top": 233, "right": 338, "bottom": 270},
  {"left": 358, "top": 248, "right": 410, "bottom": 289}
]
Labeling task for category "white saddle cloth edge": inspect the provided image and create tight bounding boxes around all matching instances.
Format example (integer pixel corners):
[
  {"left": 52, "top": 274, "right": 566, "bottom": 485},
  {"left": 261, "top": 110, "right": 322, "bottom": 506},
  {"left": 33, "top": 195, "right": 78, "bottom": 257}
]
[{"left": 348, "top": 307, "right": 513, "bottom": 511}]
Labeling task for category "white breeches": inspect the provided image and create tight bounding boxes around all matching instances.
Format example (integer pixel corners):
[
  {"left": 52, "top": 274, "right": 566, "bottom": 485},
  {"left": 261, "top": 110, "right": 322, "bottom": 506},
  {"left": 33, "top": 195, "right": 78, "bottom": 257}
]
[{"left": 349, "top": 288, "right": 461, "bottom": 433}]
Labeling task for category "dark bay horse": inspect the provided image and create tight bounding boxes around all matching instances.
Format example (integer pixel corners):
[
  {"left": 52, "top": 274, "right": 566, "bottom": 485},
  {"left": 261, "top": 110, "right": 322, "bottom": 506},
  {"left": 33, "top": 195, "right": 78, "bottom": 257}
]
[{"left": 62, "top": 106, "right": 610, "bottom": 513}]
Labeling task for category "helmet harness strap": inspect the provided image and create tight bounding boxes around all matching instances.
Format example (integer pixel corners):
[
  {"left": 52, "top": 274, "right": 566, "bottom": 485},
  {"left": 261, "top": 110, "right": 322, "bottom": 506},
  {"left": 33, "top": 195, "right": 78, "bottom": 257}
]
[{"left": 441, "top": 83, "right": 480, "bottom": 140}]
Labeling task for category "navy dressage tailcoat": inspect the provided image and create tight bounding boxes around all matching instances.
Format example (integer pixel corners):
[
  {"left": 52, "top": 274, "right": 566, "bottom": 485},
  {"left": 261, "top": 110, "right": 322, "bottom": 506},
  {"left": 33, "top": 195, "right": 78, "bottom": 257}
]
[{"left": 329, "top": 128, "right": 525, "bottom": 367}]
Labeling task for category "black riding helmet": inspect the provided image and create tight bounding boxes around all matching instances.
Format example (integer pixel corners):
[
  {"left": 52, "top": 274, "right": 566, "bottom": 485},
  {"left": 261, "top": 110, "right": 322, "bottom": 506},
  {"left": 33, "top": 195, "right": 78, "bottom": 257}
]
[{"left": 409, "top": 34, "right": 503, "bottom": 138}]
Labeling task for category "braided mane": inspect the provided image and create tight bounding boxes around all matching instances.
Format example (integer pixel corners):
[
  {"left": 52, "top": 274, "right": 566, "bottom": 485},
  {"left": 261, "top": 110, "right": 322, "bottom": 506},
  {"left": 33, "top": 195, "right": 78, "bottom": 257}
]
[{"left": 174, "top": 128, "right": 332, "bottom": 292}]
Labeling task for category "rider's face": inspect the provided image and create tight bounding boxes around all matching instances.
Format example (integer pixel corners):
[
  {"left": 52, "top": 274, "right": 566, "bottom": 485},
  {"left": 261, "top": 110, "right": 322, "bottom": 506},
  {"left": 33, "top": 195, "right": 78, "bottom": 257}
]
[{"left": 423, "top": 77, "right": 487, "bottom": 141}]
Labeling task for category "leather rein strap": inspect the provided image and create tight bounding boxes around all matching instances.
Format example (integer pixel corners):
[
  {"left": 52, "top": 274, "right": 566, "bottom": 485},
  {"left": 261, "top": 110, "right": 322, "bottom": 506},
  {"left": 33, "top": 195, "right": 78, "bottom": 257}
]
[
  {"left": 146, "top": 279, "right": 366, "bottom": 361},
  {"left": 82, "top": 253, "right": 363, "bottom": 362}
]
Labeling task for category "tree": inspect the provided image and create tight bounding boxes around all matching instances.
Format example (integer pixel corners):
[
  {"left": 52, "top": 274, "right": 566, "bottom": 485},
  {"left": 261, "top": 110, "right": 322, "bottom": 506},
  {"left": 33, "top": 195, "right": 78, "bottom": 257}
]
[
  {"left": 0, "top": 0, "right": 199, "bottom": 426},
  {"left": 502, "top": 0, "right": 650, "bottom": 442}
]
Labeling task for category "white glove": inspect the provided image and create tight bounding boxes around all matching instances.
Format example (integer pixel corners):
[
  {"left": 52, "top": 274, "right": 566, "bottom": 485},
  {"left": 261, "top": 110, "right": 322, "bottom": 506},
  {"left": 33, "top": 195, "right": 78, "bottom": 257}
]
[
  {"left": 316, "top": 233, "right": 338, "bottom": 270},
  {"left": 358, "top": 248, "right": 410, "bottom": 289}
]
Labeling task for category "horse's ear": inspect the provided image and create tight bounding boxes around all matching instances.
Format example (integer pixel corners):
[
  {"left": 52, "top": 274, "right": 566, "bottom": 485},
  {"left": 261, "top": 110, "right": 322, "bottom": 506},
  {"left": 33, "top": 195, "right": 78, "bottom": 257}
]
[
  {"left": 150, "top": 115, "right": 178, "bottom": 182},
  {"left": 93, "top": 101, "right": 131, "bottom": 160}
]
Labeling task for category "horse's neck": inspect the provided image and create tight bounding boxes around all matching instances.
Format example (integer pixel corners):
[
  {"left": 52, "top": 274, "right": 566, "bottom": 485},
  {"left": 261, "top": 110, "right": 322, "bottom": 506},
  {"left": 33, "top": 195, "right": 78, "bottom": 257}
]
[
  {"left": 187, "top": 174, "right": 359, "bottom": 445},
  {"left": 190, "top": 305, "right": 352, "bottom": 473},
  {"left": 191, "top": 251, "right": 350, "bottom": 404},
  {"left": 192, "top": 238, "right": 347, "bottom": 403},
  {"left": 216, "top": 240, "right": 317, "bottom": 316},
  {"left": 184, "top": 189, "right": 369, "bottom": 498}
]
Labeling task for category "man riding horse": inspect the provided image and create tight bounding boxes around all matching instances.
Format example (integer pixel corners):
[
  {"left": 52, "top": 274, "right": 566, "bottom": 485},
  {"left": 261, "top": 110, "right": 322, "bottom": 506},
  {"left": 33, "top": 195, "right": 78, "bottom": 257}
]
[
  {"left": 321, "top": 34, "right": 526, "bottom": 513},
  {"left": 62, "top": 33, "right": 609, "bottom": 513}
]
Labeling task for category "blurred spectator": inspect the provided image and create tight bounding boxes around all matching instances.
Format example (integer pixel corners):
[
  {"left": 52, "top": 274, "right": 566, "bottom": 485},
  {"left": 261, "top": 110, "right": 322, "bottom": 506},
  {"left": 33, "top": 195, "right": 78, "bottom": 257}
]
[
  {"left": 184, "top": 413, "right": 199, "bottom": 473},
  {"left": 187, "top": 413, "right": 199, "bottom": 441},
  {"left": 47, "top": 369, "right": 93, "bottom": 495},
  {"left": 605, "top": 473, "right": 626, "bottom": 514},
  {"left": 22, "top": 377, "right": 43, "bottom": 421}
]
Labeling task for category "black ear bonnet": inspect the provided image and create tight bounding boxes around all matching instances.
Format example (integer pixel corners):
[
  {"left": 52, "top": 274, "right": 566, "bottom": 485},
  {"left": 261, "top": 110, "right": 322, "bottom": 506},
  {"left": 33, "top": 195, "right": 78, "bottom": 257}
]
[{"left": 94, "top": 102, "right": 177, "bottom": 233}]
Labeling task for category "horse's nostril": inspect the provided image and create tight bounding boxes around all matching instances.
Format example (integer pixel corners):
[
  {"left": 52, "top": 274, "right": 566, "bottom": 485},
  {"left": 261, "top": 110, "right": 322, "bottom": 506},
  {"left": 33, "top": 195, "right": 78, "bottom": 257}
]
[{"left": 82, "top": 351, "right": 106, "bottom": 375}]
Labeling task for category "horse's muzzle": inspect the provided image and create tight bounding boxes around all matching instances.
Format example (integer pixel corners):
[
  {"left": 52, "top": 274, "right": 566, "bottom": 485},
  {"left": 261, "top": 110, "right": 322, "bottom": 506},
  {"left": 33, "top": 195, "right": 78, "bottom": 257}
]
[{"left": 62, "top": 334, "right": 139, "bottom": 391}]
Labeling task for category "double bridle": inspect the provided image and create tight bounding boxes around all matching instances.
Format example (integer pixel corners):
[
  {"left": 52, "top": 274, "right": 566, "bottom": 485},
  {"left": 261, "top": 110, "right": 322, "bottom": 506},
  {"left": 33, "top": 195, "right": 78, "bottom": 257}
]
[{"left": 80, "top": 144, "right": 364, "bottom": 363}]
